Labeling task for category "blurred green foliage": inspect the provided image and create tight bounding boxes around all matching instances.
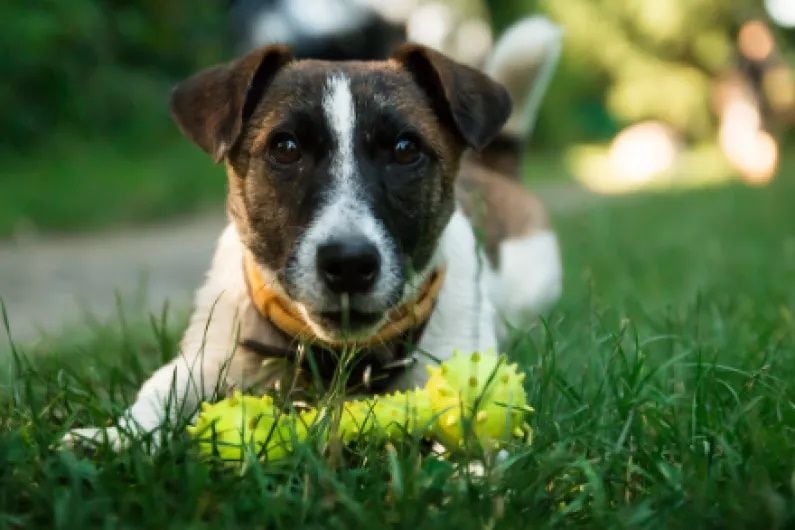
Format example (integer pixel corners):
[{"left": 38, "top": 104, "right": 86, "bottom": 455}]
[
  {"left": 0, "top": 0, "right": 227, "bottom": 152},
  {"left": 506, "top": 0, "right": 770, "bottom": 147},
  {"left": 0, "top": 0, "right": 788, "bottom": 235},
  {"left": 4, "top": 0, "right": 771, "bottom": 153},
  {"left": 1, "top": 137, "right": 225, "bottom": 236},
  {"left": 486, "top": 0, "right": 539, "bottom": 33}
]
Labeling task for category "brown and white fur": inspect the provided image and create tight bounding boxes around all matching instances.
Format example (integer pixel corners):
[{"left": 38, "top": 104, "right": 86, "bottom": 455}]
[{"left": 63, "top": 20, "right": 563, "bottom": 450}]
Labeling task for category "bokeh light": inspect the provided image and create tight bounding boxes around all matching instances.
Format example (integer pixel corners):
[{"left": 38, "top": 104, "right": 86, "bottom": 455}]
[
  {"left": 608, "top": 122, "right": 679, "bottom": 185},
  {"left": 406, "top": 2, "right": 454, "bottom": 50},
  {"left": 763, "top": 65, "right": 795, "bottom": 112},
  {"left": 452, "top": 18, "right": 492, "bottom": 65},
  {"left": 718, "top": 97, "right": 779, "bottom": 185},
  {"left": 738, "top": 20, "right": 775, "bottom": 62},
  {"left": 765, "top": 0, "right": 795, "bottom": 28}
]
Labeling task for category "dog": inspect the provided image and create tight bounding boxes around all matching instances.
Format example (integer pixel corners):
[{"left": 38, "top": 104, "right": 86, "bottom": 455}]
[{"left": 63, "top": 19, "right": 563, "bottom": 450}]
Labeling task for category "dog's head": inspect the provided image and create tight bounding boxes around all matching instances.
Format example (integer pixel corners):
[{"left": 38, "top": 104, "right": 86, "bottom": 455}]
[{"left": 170, "top": 44, "right": 510, "bottom": 341}]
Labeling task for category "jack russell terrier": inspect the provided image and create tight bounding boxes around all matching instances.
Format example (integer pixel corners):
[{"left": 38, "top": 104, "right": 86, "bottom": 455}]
[{"left": 63, "top": 18, "right": 563, "bottom": 450}]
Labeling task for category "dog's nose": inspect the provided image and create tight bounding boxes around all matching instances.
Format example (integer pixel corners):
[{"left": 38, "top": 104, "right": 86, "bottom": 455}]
[{"left": 316, "top": 238, "right": 381, "bottom": 294}]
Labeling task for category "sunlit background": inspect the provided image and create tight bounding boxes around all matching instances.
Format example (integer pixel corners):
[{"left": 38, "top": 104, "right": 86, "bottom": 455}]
[{"left": 2, "top": 0, "right": 794, "bottom": 340}]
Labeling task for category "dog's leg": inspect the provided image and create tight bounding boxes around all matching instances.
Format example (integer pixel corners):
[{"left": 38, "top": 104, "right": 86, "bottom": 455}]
[
  {"left": 454, "top": 16, "right": 564, "bottom": 329},
  {"left": 405, "top": 210, "right": 499, "bottom": 388},
  {"left": 62, "top": 224, "right": 262, "bottom": 452}
]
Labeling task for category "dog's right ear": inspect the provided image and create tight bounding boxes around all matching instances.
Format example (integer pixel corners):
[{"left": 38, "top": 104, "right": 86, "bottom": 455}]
[{"left": 170, "top": 45, "right": 293, "bottom": 163}]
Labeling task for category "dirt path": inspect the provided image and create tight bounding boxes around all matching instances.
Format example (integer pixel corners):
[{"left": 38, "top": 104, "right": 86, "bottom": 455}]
[
  {"left": 0, "top": 183, "right": 595, "bottom": 347},
  {"left": 0, "top": 213, "right": 226, "bottom": 346}
]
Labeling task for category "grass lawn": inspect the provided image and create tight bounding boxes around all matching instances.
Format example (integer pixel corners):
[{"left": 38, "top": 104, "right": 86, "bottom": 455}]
[
  {"left": 0, "top": 133, "right": 226, "bottom": 237},
  {"left": 1, "top": 172, "right": 794, "bottom": 528}
]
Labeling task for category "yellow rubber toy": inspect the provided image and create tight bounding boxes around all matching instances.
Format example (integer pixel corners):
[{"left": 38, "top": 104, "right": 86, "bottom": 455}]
[
  {"left": 186, "top": 393, "right": 300, "bottom": 460},
  {"left": 188, "top": 351, "right": 532, "bottom": 461},
  {"left": 337, "top": 388, "right": 435, "bottom": 443},
  {"left": 425, "top": 351, "right": 531, "bottom": 448}
]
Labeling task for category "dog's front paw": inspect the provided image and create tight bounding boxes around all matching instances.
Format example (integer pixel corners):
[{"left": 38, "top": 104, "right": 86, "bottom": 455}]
[{"left": 60, "top": 426, "right": 128, "bottom": 453}]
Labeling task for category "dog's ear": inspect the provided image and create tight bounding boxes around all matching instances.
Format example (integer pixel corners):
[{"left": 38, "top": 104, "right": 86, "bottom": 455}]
[
  {"left": 170, "top": 44, "right": 293, "bottom": 162},
  {"left": 392, "top": 43, "right": 511, "bottom": 150}
]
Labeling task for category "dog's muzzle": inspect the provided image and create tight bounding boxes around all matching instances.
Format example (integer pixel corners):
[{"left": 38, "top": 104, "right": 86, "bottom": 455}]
[
  {"left": 315, "top": 236, "right": 381, "bottom": 295},
  {"left": 244, "top": 250, "right": 446, "bottom": 348}
]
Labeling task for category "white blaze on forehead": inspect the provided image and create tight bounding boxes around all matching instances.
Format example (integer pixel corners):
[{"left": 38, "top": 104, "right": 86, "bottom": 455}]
[
  {"left": 323, "top": 74, "right": 356, "bottom": 185},
  {"left": 286, "top": 72, "right": 403, "bottom": 327}
]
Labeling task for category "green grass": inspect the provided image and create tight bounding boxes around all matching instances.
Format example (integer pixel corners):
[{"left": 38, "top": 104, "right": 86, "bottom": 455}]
[
  {"left": 1, "top": 174, "right": 794, "bottom": 528},
  {"left": 0, "top": 133, "right": 225, "bottom": 237}
]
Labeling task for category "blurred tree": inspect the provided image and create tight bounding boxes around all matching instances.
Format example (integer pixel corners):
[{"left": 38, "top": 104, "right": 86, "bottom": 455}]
[
  {"left": 2, "top": 0, "right": 780, "bottom": 153},
  {"left": 485, "top": 0, "right": 539, "bottom": 33},
  {"left": 530, "top": 0, "right": 770, "bottom": 147},
  {"left": 0, "top": 0, "right": 227, "bottom": 151}
]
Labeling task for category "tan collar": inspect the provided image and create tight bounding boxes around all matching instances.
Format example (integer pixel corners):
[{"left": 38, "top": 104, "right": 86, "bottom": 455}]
[{"left": 243, "top": 251, "right": 445, "bottom": 348}]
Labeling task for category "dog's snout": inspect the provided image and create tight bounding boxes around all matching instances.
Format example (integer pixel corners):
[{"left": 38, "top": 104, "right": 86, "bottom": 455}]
[{"left": 316, "top": 238, "right": 381, "bottom": 294}]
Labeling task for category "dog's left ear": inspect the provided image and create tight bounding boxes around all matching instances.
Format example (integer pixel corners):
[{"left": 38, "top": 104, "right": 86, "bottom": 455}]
[
  {"left": 392, "top": 43, "right": 511, "bottom": 150},
  {"left": 170, "top": 44, "right": 294, "bottom": 162}
]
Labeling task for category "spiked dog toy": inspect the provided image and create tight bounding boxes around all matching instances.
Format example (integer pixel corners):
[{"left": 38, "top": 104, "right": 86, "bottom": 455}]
[
  {"left": 188, "top": 351, "right": 532, "bottom": 460},
  {"left": 425, "top": 351, "right": 530, "bottom": 447}
]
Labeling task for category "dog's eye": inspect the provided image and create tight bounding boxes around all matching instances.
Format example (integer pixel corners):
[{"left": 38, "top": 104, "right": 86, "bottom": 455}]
[
  {"left": 392, "top": 134, "right": 422, "bottom": 165},
  {"left": 267, "top": 133, "right": 301, "bottom": 165}
]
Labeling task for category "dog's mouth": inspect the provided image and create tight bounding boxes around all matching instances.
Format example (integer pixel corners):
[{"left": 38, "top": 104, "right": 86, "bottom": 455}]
[
  {"left": 316, "top": 309, "right": 385, "bottom": 334},
  {"left": 276, "top": 263, "right": 442, "bottom": 343},
  {"left": 280, "top": 278, "right": 399, "bottom": 338},
  {"left": 299, "top": 287, "right": 408, "bottom": 339}
]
